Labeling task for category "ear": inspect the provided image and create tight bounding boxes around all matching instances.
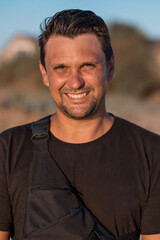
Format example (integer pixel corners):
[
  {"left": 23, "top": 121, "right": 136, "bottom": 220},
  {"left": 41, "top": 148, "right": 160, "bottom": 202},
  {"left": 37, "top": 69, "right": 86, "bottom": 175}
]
[
  {"left": 107, "top": 55, "right": 115, "bottom": 81},
  {"left": 39, "top": 61, "right": 49, "bottom": 87}
]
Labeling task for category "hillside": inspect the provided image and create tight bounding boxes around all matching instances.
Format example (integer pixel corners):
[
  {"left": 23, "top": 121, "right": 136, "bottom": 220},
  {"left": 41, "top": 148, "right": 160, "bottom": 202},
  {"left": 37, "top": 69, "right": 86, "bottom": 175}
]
[{"left": 109, "top": 23, "right": 160, "bottom": 97}]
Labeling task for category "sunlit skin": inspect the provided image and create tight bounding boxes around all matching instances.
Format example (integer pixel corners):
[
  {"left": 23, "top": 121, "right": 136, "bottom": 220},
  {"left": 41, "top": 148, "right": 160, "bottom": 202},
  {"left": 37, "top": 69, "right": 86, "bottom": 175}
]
[
  {"left": 40, "top": 33, "right": 115, "bottom": 143},
  {"left": 0, "top": 231, "right": 10, "bottom": 240},
  {"left": 142, "top": 235, "right": 160, "bottom": 240}
]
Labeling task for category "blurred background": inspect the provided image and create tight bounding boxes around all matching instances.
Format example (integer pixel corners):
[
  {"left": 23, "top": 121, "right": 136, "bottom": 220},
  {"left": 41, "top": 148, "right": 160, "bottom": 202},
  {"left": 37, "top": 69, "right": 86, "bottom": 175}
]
[{"left": 0, "top": 0, "right": 160, "bottom": 134}]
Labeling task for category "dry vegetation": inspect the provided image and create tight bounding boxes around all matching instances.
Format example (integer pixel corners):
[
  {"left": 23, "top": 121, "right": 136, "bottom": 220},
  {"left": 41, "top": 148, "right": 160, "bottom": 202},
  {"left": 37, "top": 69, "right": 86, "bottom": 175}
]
[{"left": 107, "top": 94, "right": 160, "bottom": 134}]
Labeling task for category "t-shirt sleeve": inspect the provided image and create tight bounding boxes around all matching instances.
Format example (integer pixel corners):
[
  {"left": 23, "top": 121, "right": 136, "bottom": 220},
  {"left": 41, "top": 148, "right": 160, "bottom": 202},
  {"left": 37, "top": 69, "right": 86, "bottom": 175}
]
[
  {"left": 141, "top": 134, "right": 160, "bottom": 234},
  {"left": 0, "top": 132, "right": 12, "bottom": 231}
]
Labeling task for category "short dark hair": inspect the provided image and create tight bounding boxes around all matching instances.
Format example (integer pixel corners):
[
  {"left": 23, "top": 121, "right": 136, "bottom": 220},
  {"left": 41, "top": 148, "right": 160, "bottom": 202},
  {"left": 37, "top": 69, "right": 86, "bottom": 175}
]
[{"left": 39, "top": 9, "right": 113, "bottom": 68}]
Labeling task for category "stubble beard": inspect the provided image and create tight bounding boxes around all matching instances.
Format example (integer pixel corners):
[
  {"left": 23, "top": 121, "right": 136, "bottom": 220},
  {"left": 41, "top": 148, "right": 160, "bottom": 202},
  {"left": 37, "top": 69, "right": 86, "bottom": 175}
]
[{"left": 58, "top": 92, "right": 97, "bottom": 120}]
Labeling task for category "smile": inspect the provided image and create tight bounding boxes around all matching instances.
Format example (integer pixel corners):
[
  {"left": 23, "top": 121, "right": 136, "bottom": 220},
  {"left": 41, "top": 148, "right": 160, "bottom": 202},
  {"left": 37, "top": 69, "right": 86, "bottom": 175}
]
[{"left": 66, "top": 92, "right": 89, "bottom": 99}]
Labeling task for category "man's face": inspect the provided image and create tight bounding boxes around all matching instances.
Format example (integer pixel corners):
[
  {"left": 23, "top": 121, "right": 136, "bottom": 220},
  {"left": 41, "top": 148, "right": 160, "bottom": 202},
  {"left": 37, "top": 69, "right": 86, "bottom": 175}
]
[{"left": 40, "top": 33, "right": 114, "bottom": 119}]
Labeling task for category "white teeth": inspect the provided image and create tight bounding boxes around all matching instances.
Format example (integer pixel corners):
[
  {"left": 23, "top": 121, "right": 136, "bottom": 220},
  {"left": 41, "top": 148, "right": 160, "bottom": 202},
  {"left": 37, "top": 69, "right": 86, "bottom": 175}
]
[{"left": 67, "top": 92, "right": 88, "bottom": 99}]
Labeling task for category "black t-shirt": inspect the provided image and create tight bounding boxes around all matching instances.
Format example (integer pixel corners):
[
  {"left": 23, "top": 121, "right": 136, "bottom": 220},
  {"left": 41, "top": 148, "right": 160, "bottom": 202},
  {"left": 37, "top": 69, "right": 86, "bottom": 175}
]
[{"left": 0, "top": 115, "right": 160, "bottom": 239}]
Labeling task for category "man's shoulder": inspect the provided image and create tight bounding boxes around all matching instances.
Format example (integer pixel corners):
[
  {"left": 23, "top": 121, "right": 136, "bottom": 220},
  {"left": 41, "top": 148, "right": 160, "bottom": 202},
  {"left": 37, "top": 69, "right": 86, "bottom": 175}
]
[
  {"left": 0, "top": 115, "right": 51, "bottom": 143},
  {"left": 0, "top": 122, "right": 31, "bottom": 140},
  {"left": 115, "top": 115, "right": 160, "bottom": 144},
  {"left": 1, "top": 114, "right": 51, "bottom": 135}
]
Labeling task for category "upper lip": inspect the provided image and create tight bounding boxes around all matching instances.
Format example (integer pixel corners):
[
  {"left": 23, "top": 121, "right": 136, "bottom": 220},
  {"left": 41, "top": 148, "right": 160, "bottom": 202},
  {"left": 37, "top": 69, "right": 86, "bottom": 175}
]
[{"left": 63, "top": 91, "right": 89, "bottom": 94}]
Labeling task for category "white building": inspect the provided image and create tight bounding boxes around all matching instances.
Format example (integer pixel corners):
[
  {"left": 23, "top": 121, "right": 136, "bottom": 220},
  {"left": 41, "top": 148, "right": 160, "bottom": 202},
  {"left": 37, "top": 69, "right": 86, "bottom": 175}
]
[{"left": 0, "top": 35, "right": 37, "bottom": 65}]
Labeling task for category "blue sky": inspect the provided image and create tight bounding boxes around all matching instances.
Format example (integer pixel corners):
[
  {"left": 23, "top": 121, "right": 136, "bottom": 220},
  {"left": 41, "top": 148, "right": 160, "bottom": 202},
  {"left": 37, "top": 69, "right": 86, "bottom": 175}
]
[{"left": 0, "top": 0, "right": 160, "bottom": 52}]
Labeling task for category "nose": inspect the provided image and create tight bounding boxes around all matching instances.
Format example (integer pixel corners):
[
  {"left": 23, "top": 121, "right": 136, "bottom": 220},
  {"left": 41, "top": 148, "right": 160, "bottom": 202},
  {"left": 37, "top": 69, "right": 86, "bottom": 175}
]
[{"left": 67, "top": 70, "right": 85, "bottom": 90}]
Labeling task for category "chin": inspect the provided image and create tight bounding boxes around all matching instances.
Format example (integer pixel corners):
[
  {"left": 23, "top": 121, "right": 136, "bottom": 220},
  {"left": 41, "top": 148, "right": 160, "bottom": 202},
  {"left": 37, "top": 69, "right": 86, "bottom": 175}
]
[{"left": 60, "top": 105, "right": 97, "bottom": 120}]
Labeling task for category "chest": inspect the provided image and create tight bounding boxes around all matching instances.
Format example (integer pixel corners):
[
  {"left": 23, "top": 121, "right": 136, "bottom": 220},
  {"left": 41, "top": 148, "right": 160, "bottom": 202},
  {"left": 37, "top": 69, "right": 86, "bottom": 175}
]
[{"left": 51, "top": 142, "right": 149, "bottom": 235}]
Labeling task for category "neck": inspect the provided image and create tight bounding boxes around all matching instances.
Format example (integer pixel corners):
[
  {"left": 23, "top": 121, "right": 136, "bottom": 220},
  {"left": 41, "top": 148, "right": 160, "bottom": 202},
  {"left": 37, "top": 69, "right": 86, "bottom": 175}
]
[{"left": 50, "top": 110, "right": 114, "bottom": 144}]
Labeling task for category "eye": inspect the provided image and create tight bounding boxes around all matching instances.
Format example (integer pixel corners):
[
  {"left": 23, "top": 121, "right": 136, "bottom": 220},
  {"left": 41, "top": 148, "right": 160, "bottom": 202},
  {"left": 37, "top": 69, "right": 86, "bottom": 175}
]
[
  {"left": 81, "top": 63, "right": 96, "bottom": 71},
  {"left": 54, "top": 65, "right": 68, "bottom": 72}
]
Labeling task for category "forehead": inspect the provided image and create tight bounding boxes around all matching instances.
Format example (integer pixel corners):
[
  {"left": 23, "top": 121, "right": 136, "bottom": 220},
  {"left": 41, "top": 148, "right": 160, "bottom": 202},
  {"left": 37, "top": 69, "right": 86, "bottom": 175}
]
[{"left": 44, "top": 33, "right": 105, "bottom": 62}]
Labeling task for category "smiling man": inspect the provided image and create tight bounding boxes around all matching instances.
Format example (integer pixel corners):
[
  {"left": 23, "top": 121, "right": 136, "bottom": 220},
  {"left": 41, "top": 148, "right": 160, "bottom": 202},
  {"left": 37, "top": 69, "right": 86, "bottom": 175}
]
[
  {"left": 40, "top": 32, "right": 114, "bottom": 143},
  {"left": 0, "top": 9, "right": 160, "bottom": 240}
]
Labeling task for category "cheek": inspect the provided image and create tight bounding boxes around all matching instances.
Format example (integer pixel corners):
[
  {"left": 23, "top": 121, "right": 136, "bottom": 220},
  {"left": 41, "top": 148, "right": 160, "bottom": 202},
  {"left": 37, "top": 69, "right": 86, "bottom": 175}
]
[
  {"left": 47, "top": 78, "right": 59, "bottom": 98},
  {"left": 48, "top": 74, "right": 66, "bottom": 91},
  {"left": 93, "top": 74, "right": 108, "bottom": 99},
  {"left": 48, "top": 77, "right": 68, "bottom": 103},
  {"left": 86, "top": 71, "right": 107, "bottom": 90},
  {"left": 97, "top": 69, "right": 108, "bottom": 88}
]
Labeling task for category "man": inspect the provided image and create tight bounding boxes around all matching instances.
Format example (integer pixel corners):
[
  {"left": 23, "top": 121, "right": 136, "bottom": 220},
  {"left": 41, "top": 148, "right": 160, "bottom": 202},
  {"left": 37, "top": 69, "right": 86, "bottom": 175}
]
[{"left": 0, "top": 9, "right": 160, "bottom": 240}]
